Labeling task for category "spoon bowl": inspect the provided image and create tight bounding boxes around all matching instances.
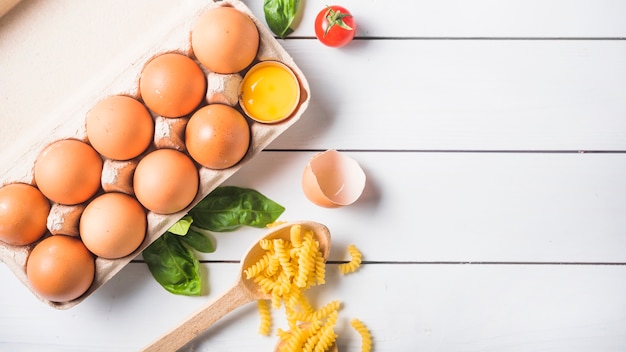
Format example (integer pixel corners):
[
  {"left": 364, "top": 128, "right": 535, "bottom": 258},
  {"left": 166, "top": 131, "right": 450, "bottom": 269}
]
[
  {"left": 143, "top": 220, "right": 331, "bottom": 352},
  {"left": 240, "top": 220, "right": 331, "bottom": 297}
]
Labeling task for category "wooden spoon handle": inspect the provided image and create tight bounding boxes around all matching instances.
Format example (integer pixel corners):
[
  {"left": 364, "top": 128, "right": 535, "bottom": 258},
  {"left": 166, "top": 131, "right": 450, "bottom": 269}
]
[{"left": 143, "top": 281, "right": 254, "bottom": 352}]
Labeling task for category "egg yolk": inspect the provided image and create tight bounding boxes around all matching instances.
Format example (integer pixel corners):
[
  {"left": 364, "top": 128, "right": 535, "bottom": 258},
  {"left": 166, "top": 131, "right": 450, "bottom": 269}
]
[{"left": 240, "top": 62, "right": 299, "bottom": 123}]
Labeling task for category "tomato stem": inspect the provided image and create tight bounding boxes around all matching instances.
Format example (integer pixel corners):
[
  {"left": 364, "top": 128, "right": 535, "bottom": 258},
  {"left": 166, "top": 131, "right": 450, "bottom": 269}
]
[{"left": 323, "top": 5, "right": 353, "bottom": 38}]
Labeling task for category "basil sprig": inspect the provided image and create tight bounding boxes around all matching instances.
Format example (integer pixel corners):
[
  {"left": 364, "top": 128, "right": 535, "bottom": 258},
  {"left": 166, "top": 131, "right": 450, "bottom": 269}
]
[
  {"left": 189, "top": 186, "right": 285, "bottom": 232},
  {"left": 142, "top": 231, "right": 203, "bottom": 296},
  {"left": 142, "top": 187, "right": 285, "bottom": 296},
  {"left": 264, "top": 0, "right": 300, "bottom": 38}
]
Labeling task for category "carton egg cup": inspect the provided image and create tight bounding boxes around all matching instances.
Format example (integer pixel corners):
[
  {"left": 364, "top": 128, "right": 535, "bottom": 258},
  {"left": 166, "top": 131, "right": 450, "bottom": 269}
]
[{"left": 0, "top": 0, "right": 310, "bottom": 309}]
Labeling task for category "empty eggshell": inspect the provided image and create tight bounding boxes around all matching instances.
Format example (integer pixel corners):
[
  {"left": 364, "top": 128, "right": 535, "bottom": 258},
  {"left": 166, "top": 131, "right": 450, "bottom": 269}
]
[{"left": 301, "top": 150, "right": 366, "bottom": 208}]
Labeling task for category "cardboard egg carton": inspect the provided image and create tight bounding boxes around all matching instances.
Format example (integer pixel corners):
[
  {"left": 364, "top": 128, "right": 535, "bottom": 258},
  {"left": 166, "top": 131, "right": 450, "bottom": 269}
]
[{"left": 0, "top": 0, "right": 310, "bottom": 309}]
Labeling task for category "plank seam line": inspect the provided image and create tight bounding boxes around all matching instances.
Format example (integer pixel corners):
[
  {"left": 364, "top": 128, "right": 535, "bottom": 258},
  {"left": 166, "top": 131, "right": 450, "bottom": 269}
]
[
  {"left": 131, "top": 260, "right": 626, "bottom": 266},
  {"left": 348, "top": 261, "right": 626, "bottom": 266},
  {"left": 282, "top": 36, "right": 626, "bottom": 41},
  {"left": 263, "top": 149, "right": 626, "bottom": 154}
]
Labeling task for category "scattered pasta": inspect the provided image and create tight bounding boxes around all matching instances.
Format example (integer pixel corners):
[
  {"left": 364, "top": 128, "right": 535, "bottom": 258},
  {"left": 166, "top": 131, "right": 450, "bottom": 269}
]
[
  {"left": 245, "top": 224, "right": 370, "bottom": 352},
  {"left": 256, "top": 299, "right": 272, "bottom": 336},
  {"left": 245, "top": 224, "right": 333, "bottom": 348},
  {"left": 350, "top": 318, "right": 372, "bottom": 352},
  {"left": 338, "top": 244, "right": 363, "bottom": 275},
  {"left": 267, "top": 220, "right": 287, "bottom": 228}
]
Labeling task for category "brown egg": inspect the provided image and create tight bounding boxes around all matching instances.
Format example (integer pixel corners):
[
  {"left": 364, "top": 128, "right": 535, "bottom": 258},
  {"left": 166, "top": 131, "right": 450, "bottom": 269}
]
[
  {"left": 86, "top": 95, "right": 154, "bottom": 160},
  {"left": 185, "top": 104, "right": 250, "bottom": 170},
  {"left": 191, "top": 6, "right": 259, "bottom": 74},
  {"left": 26, "top": 235, "right": 95, "bottom": 302},
  {"left": 139, "top": 53, "right": 207, "bottom": 118},
  {"left": 34, "top": 139, "right": 103, "bottom": 205},
  {"left": 0, "top": 183, "right": 50, "bottom": 245},
  {"left": 133, "top": 149, "right": 199, "bottom": 214},
  {"left": 79, "top": 192, "right": 147, "bottom": 259}
]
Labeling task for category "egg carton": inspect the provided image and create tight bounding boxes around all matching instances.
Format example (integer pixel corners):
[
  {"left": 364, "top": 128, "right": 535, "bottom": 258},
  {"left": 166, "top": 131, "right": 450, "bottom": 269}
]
[{"left": 0, "top": 0, "right": 310, "bottom": 309}]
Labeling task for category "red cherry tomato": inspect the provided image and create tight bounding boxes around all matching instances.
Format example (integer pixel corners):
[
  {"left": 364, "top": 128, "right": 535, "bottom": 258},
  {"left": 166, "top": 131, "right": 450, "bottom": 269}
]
[{"left": 314, "top": 5, "right": 355, "bottom": 47}]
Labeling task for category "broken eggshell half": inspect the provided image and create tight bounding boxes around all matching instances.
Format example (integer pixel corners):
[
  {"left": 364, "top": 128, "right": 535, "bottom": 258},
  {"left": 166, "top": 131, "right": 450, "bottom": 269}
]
[{"left": 301, "top": 150, "right": 366, "bottom": 208}]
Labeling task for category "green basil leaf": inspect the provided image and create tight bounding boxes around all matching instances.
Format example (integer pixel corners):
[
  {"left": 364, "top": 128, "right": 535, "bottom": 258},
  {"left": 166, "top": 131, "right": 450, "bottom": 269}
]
[
  {"left": 168, "top": 215, "right": 193, "bottom": 236},
  {"left": 181, "top": 227, "right": 215, "bottom": 253},
  {"left": 189, "top": 186, "right": 285, "bottom": 232},
  {"left": 264, "top": 0, "right": 299, "bottom": 38},
  {"left": 143, "top": 233, "right": 201, "bottom": 296}
]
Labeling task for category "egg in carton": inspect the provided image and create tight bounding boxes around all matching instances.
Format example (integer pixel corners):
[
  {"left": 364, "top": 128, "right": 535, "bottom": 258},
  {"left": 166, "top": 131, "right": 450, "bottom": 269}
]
[{"left": 0, "top": 0, "right": 310, "bottom": 309}]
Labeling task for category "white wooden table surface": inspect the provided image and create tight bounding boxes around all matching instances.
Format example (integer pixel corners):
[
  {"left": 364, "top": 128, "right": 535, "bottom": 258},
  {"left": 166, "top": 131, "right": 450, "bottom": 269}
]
[{"left": 1, "top": 0, "right": 626, "bottom": 351}]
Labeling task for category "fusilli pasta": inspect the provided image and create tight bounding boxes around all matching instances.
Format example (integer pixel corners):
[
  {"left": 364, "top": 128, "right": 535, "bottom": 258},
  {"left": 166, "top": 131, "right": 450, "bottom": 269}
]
[
  {"left": 246, "top": 224, "right": 338, "bottom": 352},
  {"left": 257, "top": 299, "right": 272, "bottom": 336},
  {"left": 338, "top": 244, "right": 363, "bottom": 275},
  {"left": 350, "top": 318, "right": 372, "bottom": 352},
  {"left": 246, "top": 224, "right": 371, "bottom": 352}
]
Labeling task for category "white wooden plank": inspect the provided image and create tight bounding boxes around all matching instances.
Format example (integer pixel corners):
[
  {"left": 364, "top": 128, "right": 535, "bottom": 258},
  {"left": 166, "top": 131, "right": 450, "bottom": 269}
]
[
  {"left": 1, "top": 263, "right": 625, "bottom": 351},
  {"left": 269, "top": 40, "right": 626, "bottom": 151},
  {"left": 168, "top": 151, "right": 626, "bottom": 263},
  {"left": 245, "top": 0, "right": 626, "bottom": 38},
  {"left": 2, "top": 5, "right": 626, "bottom": 154}
]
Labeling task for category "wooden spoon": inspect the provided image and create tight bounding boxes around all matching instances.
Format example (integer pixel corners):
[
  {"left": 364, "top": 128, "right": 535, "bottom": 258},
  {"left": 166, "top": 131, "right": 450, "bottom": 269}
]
[{"left": 142, "top": 221, "right": 331, "bottom": 352}]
